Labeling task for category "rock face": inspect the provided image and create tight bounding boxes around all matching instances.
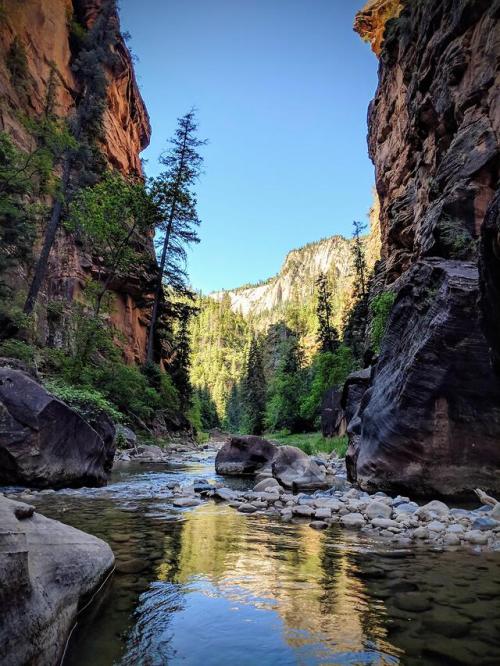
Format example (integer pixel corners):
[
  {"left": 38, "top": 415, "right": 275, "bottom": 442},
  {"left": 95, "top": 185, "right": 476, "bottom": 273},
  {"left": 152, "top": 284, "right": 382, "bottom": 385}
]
[
  {"left": 351, "top": 259, "right": 500, "bottom": 495},
  {"left": 215, "top": 435, "right": 277, "bottom": 475},
  {"left": 0, "top": 368, "right": 115, "bottom": 488},
  {"left": 348, "top": 0, "right": 500, "bottom": 496},
  {"left": 320, "top": 387, "right": 345, "bottom": 438},
  {"left": 0, "top": 495, "right": 114, "bottom": 666},
  {"left": 0, "top": 0, "right": 154, "bottom": 364}
]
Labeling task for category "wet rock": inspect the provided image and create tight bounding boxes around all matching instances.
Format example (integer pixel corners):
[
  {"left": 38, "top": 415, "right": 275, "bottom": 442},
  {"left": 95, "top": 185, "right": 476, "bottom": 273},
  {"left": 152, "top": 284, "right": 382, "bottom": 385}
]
[
  {"left": 0, "top": 368, "right": 115, "bottom": 488},
  {"left": 310, "top": 520, "right": 329, "bottom": 530},
  {"left": 134, "top": 444, "right": 167, "bottom": 462},
  {"left": 116, "top": 558, "right": 149, "bottom": 574},
  {"left": 393, "top": 592, "right": 432, "bottom": 613},
  {"left": 416, "top": 501, "right": 450, "bottom": 520},
  {"left": 0, "top": 495, "right": 113, "bottom": 665},
  {"left": 443, "top": 533, "right": 461, "bottom": 546},
  {"left": 314, "top": 507, "right": 332, "bottom": 520},
  {"left": 413, "top": 527, "right": 428, "bottom": 539},
  {"left": 253, "top": 478, "right": 283, "bottom": 493},
  {"left": 341, "top": 513, "right": 365, "bottom": 529},
  {"left": 237, "top": 504, "right": 258, "bottom": 514},
  {"left": 491, "top": 504, "right": 500, "bottom": 521},
  {"left": 371, "top": 518, "right": 399, "bottom": 529},
  {"left": 472, "top": 516, "right": 499, "bottom": 532},
  {"left": 213, "top": 488, "right": 237, "bottom": 502},
  {"left": 292, "top": 505, "right": 315, "bottom": 518},
  {"left": 463, "top": 530, "right": 490, "bottom": 545},
  {"left": 272, "top": 446, "right": 329, "bottom": 490},
  {"left": 215, "top": 435, "right": 277, "bottom": 475},
  {"left": 173, "top": 497, "right": 202, "bottom": 508},
  {"left": 427, "top": 520, "right": 447, "bottom": 533},
  {"left": 365, "top": 501, "right": 392, "bottom": 519}
]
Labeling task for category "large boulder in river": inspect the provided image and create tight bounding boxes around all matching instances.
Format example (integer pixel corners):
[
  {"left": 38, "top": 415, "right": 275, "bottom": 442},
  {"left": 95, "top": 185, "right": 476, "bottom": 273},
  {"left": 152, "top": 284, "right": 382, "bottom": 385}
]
[
  {"left": 215, "top": 435, "right": 277, "bottom": 475},
  {"left": 271, "top": 445, "right": 329, "bottom": 491},
  {"left": 0, "top": 495, "right": 114, "bottom": 665},
  {"left": 0, "top": 368, "right": 116, "bottom": 488},
  {"left": 348, "top": 259, "right": 500, "bottom": 496}
]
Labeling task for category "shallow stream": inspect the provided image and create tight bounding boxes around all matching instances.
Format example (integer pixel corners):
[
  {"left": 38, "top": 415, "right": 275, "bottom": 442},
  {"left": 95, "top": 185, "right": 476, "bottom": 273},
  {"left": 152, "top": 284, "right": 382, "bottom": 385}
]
[{"left": 29, "top": 450, "right": 500, "bottom": 665}]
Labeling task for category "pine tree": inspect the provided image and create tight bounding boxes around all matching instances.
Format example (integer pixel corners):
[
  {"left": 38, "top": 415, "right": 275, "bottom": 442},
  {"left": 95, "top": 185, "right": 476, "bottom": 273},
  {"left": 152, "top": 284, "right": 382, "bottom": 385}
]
[
  {"left": 241, "top": 337, "right": 266, "bottom": 435},
  {"left": 265, "top": 334, "right": 305, "bottom": 433},
  {"left": 225, "top": 382, "right": 242, "bottom": 432},
  {"left": 351, "top": 220, "right": 368, "bottom": 299},
  {"left": 146, "top": 110, "right": 206, "bottom": 362},
  {"left": 316, "top": 272, "right": 339, "bottom": 353},
  {"left": 170, "top": 303, "right": 196, "bottom": 412}
]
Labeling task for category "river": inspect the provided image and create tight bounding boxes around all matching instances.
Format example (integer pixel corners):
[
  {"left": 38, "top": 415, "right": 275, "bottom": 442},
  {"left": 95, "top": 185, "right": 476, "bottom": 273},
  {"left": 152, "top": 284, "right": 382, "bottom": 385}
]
[{"left": 28, "top": 448, "right": 500, "bottom": 666}]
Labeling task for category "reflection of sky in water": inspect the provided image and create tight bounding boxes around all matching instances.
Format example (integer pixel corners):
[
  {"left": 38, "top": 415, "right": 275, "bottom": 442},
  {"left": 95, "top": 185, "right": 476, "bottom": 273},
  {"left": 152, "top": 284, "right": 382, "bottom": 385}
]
[
  {"left": 26, "top": 456, "right": 500, "bottom": 666},
  {"left": 121, "top": 504, "right": 400, "bottom": 665}
]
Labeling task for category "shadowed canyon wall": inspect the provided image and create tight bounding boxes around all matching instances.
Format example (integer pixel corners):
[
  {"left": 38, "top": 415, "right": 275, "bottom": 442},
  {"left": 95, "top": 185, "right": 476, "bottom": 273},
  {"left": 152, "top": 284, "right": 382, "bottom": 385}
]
[
  {"left": 347, "top": 0, "right": 500, "bottom": 495},
  {"left": 0, "top": 0, "right": 153, "bottom": 363}
]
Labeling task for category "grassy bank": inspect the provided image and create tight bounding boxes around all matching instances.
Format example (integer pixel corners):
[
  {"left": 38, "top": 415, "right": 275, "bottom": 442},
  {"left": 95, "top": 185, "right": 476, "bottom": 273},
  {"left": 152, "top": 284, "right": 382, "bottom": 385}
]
[{"left": 266, "top": 431, "right": 348, "bottom": 457}]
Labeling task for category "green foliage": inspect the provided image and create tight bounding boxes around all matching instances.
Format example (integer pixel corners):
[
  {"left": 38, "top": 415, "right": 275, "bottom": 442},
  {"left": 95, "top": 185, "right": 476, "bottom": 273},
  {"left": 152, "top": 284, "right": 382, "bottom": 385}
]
[
  {"left": 264, "top": 334, "right": 305, "bottom": 433},
  {"left": 45, "top": 380, "right": 122, "bottom": 423},
  {"left": 316, "top": 271, "right": 340, "bottom": 353},
  {"left": 190, "top": 293, "right": 250, "bottom": 418},
  {"left": 0, "top": 339, "right": 36, "bottom": 363},
  {"left": 370, "top": 291, "right": 396, "bottom": 353},
  {"left": 268, "top": 431, "right": 348, "bottom": 457},
  {"left": 300, "top": 345, "right": 354, "bottom": 424},
  {"left": 241, "top": 337, "right": 267, "bottom": 435}
]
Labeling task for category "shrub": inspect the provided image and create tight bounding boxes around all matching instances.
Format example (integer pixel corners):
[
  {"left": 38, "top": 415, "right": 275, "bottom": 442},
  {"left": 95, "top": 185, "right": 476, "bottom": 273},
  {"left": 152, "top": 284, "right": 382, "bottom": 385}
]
[
  {"left": 45, "top": 380, "right": 122, "bottom": 423},
  {"left": 0, "top": 339, "right": 36, "bottom": 364}
]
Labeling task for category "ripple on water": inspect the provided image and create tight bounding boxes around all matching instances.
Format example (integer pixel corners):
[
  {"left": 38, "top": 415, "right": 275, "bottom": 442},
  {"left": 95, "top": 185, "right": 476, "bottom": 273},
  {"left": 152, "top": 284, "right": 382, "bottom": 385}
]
[{"left": 16, "top": 458, "right": 500, "bottom": 666}]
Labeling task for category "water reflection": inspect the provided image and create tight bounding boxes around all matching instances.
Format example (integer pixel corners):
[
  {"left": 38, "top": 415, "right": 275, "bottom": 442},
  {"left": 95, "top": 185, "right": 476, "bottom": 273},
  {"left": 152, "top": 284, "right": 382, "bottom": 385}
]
[{"left": 29, "top": 462, "right": 500, "bottom": 666}]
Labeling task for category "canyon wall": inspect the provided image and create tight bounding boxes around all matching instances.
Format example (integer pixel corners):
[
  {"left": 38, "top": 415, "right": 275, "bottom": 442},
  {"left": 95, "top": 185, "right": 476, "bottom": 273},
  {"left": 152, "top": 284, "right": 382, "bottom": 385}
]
[
  {"left": 0, "top": 0, "right": 153, "bottom": 363},
  {"left": 347, "top": 0, "right": 500, "bottom": 495}
]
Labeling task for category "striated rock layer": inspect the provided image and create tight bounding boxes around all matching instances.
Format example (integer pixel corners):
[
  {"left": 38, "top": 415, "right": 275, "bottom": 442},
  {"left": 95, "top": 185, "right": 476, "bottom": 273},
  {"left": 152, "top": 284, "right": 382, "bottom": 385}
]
[
  {"left": 0, "top": 0, "right": 153, "bottom": 363},
  {"left": 348, "top": 0, "right": 500, "bottom": 495}
]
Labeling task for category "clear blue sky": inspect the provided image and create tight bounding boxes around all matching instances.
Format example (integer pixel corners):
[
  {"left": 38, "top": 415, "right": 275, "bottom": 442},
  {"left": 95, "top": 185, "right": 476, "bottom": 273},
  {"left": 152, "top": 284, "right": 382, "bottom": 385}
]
[{"left": 119, "top": 0, "right": 377, "bottom": 293}]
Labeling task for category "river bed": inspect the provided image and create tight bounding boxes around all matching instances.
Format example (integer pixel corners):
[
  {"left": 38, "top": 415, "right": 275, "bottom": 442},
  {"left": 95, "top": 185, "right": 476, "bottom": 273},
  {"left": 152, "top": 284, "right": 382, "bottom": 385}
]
[{"left": 21, "top": 450, "right": 500, "bottom": 665}]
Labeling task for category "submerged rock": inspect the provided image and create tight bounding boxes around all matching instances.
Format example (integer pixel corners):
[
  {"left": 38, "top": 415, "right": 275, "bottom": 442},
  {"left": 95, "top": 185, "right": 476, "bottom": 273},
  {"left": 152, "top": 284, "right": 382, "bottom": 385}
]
[
  {"left": 0, "top": 495, "right": 114, "bottom": 665},
  {"left": 0, "top": 368, "right": 115, "bottom": 488}
]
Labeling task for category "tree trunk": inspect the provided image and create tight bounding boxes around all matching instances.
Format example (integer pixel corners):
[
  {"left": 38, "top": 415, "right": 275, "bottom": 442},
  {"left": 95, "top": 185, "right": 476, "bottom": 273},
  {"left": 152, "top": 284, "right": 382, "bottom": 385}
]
[{"left": 23, "top": 157, "right": 71, "bottom": 314}]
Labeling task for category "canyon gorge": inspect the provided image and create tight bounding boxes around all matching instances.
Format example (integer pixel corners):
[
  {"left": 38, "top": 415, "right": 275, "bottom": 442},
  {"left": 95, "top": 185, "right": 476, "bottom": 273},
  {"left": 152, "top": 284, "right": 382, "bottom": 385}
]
[{"left": 0, "top": 0, "right": 499, "bottom": 664}]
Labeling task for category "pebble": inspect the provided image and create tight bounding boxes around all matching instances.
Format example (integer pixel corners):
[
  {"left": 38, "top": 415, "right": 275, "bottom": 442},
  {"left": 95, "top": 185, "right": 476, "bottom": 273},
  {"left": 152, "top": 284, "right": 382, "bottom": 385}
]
[{"left": 341, "top": 513, "right": 365, "bottom": 529}]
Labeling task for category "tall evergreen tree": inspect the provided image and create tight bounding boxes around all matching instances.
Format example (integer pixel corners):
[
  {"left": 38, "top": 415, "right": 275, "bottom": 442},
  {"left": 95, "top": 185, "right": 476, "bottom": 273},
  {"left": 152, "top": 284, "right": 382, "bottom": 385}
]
[
  {"left": 316, "top": 272, "right": 339, "bottom": 353},
  {"left": 225, "top": 382, "right": 242, "bottom": 432},
  {"left": 265, "top": 334, "right": 305, "bottom": 433},
  {"left": 170, "top": 303, "right": 196, "bottom": 412},
  {"left": 351, "top": 220, "right": 368, "bottom": 299},
  {"left": 241, "top": 337, "right": 266, "bottom": 435},
  {"left": 146, "top": 110, "right": 206, "bottom": 362}
]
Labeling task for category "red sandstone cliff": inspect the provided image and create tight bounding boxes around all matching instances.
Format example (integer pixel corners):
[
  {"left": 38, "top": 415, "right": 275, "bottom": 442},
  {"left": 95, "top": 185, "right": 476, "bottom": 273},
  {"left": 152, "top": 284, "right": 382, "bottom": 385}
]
[
  {"left": 346, "top": 0, "right": 500, "bottom": 496},
  {"left": 0, "top": 0, "right": 153, "bottom": 363}
]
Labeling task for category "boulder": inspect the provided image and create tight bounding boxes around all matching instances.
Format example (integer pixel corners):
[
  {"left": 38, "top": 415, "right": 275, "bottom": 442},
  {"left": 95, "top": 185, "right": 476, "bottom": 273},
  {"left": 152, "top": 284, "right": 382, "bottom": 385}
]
[
  {"left": 134, "top": 444, "right": 167, "bottom": 462},
  {"left": 115, "top": 424, "right": 138, "bottom": 450},
  {"left": 0, "top": 495, "right": 114, "bottom": 665},
  {"left": 271, "top": 445, "right": 329, "bottom": 490},
  {"left": 320, "top": 386, "right": 345, "bottom": 438},
  {"left": 215, "top": 435, "right": 277, "bottom": 475},
  {"left": 253, "top": 477, "right": 283, "bottom": 493},
  {"left": 0, "top": 368, "right": 115, "bottom": 488},
  {"left": 347, "top": 260, "right": 500, "bottom": 496}
]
